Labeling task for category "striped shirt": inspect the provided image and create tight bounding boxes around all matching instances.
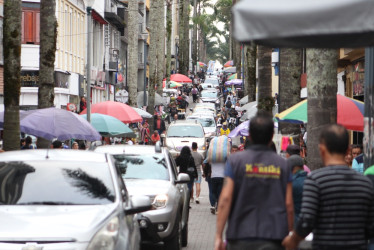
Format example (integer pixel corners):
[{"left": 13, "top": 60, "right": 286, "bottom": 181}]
[{"left": 296, "top": 165, "right": 374, "bottom": 250}]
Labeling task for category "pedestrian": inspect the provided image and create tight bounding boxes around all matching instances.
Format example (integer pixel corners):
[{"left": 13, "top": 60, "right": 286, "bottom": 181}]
[
  {"left": 207, "top": 136, "right": 231, "bottom": 215},
  {"left": 21, "top": 136, "right": 36, "bottom": 150},
  {"left": 282, "top": 124, "right": 374, "bottom": 250},
  {"left": 72, "top": 142, "right": 79, "bottom": 149},
  {"left": 125, "top": 137, "right": 134, "bottom": 145},
  {"left": 140, "top": 122, "right": 151, "bottom": 145},
  {"left": 151, "top": 130, "right": 160, "bottom": 145},
  {"left": 202, "top": 158, "right": 215, "bottom": 210},
  {"left": 219, "top": 122, "right": 230, "bottom": 136},
  {"left": 20, "top": 138, "right": 26, "bottom": 148},
  {"left": 191, "top": 85, "right": 198, "bottom": 103},
  {"left": 345, "top": 144, "right": 353, "bottom": 166},
  {"left": 52, "top": 140, "right": 63, "bottom": 149},
  {"left": 287, "top": 155, "right": 307, "bottom": 225},
  {"left": 191, "top": 142, "right": 204, "bottom": 204},
  {"left": 175, "top": 146, "right": 198, "bottom": 199},
  {"left": 225, "top": 97, "right": 232, "bottom": 109},
  {"left": 215, "top": 114, "right": 294, "bottom": 250},
  {"left": 80, "top": 96, "right": 87, "bottom": 112},
  {"left": 169, "top": 103, "right": 178, "bottom": 121},
  {"left": 352, "top": 144, "right": 364, "bottom": 173},
  {"left": 154, "top": 115, "right": 166, "bottom": 137},
  {"left": 286, "top": 144, "right": 311, "bottom": 173}
]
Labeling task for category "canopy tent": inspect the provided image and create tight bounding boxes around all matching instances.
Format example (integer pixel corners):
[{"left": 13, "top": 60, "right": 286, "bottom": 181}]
[{"left": 232, "top": 0, "right": 374, "bottom": 48}]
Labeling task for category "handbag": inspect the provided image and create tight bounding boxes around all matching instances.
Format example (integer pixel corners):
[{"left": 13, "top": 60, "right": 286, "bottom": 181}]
[{"left": 186, "top": 157, "right": 198, "bottom": 178}]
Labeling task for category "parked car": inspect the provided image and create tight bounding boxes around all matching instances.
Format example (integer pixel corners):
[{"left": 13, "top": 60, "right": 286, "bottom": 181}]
[
  {"left": 0, "top": 150, "right": 151, "bottom": 250},
  {"left": 165, "top": 120, "right": 207, "bottom": 158},
  {"left": 94, "top": 143, "right": 190, "bottom": 250},
  {"left": 204, "top": 77, "right": 220, "bottom": 86}
]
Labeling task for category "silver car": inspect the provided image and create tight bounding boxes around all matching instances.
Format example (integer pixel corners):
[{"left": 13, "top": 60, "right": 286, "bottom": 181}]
[
  {"left": 94, "top": 143, "right": 190, "bottom": 250},
  {"left": 0, "top": 150, "right": 151, "bottom": 250}
]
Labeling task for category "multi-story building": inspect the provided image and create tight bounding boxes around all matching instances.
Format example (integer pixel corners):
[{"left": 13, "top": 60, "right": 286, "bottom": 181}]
[{"left": 20, "top": 0, "right": 86, "bottom": 110}]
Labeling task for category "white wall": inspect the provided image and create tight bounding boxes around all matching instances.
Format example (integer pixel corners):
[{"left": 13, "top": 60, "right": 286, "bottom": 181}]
[{"left": 21, "top": 45, "right": 39, "bottom": 69}]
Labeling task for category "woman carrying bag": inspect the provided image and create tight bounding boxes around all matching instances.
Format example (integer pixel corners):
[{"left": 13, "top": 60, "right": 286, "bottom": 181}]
[{"left": 176, "top": 146, "right": 198, "bottom": 201}]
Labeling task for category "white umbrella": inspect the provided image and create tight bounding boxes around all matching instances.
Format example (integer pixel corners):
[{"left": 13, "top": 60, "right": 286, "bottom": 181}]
[
  {"left": 232, "top": 0, "right": 374, "bottom": 48},
  {"left": 132, "top": 107, "right": 153, "bottom": 118},
  {"left": 239, "top": 95, "right": 248, "bottom": 105},
  {"left": 137, "top": 91, "right": 166, "bottom": 107}
]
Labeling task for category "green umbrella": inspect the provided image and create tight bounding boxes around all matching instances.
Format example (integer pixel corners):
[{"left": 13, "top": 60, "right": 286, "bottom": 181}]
[{"left": 81, "top": 113, "right": 134, "bottom": 137}]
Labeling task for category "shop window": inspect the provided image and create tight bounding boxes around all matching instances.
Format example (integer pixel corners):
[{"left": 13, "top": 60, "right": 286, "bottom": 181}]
[{"left": 21, "top": 8, "right": 40, "bottom": 44}]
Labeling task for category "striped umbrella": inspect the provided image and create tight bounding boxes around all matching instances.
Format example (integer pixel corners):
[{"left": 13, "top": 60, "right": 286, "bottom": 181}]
[
  {"left": 228, "top": 73, "right": 237, "bottom": 80},
  {"left": 275, "top": 94, "right": 364, "bottom": 131},
  {"left": 224, "top": 60, "right": 234, "bottom": 67}
]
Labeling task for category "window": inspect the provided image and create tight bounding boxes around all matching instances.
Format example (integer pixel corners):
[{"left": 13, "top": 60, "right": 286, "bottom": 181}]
[{"left": 21, "top": 8, "right": 40, "bottom": 44}]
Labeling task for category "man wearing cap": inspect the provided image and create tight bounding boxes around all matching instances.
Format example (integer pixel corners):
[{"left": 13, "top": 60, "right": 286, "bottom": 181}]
[
  {"left": 288, "top": 155, "right": 307, "bottom": 225},
  {"left": 286, "top": 144, "right": 311, "bottom": 173}
]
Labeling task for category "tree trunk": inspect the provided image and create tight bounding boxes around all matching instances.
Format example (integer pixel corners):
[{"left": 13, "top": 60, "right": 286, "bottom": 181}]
[
  {"left": 181, "top": 0, "right": 189, "bottom": 76},
  {"left": 165, "top": 0, "right": 172, "bottom": 80},
  {"left": 244, "top": 43, "right": 256, "bottom": 102},
  {"left": 306, "top": 49, "right": 337, "bottom": 170},
  {"left": 257, "top": 45, "right": 273, "bottom": 113},
  {"left": 279, "top": 48, "right": 302, "bottom": 136},
  {"left": 148, "top": 0, "right": 163, "bottom": 132},
  {"left": 3, "top": 0, "right": 22, "bottom": 151},
  {"left": 156, "top": 2, "right": 165, "bottom": 97},
  {"left": 38, "top": 0, "right": 57, "bottom": 148},
  {"left": 178, "top": 0, "right": 184, "bottom": 74},
  {"left": 192, "top": 0, "right": 197, "bottom": 74},
  {"left": 127, "top": 0, "right": 139, "bottom": 106},
  {"left": 235, "top": 41, "right": 241, "bottom": 79}
]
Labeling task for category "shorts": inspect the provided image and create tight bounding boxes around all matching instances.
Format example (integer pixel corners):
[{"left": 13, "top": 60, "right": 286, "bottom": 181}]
[{"left": 194, "top": 171, "right": 202, "bottom": 184}]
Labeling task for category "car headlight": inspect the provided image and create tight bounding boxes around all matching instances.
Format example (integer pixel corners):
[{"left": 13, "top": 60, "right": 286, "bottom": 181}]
[
  {"left": 153, "top": 194, "right": 168, "bottom": 209},
  {"left": 199, "top": 145, "right": 206, "bottom": 150},
  {"left": 87, "top": 217, "right": 119, "bottom": 250}
]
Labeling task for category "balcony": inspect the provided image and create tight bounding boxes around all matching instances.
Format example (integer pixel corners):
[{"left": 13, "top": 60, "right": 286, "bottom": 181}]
[{"left": 104, "top": 12, "right": 125, "bottom": 35}]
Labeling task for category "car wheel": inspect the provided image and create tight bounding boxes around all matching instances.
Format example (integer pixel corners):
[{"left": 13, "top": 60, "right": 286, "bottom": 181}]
[
  {"left": 181, "top": 220, "right": 188, "bottom": 247},
  {"left": 164, "top": 215, "right": 182, "bottom": 250}
]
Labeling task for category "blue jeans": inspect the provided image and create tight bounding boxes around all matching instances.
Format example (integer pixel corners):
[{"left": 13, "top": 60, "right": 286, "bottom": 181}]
[
  {"left": 211, "top": 177, "right": 224, "bottom": 207},
  {"left": 205, "top": 176, "right": 214, "bottom": 206},
  {"left": 227, "top": 240, "right": 284, "bottom": 250}
]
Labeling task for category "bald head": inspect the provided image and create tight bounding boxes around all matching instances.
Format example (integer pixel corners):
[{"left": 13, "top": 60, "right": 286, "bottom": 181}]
[{"left": 319, "top": 124, "right": 349, "bottom": 155}]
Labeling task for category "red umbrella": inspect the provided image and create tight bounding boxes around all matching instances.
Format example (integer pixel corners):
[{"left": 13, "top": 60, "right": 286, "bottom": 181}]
[
  {"left": 224, "top": 60, "right": 234, "bottom": 67},
  {"left": 337, "top": 94, "right": 364, "bottom": 132},
  {"left": 80, "top": 101, "right": 142, "bottom": 123},
  {"left": 169, "top": 74, "right": 192, "bottom": 83}
]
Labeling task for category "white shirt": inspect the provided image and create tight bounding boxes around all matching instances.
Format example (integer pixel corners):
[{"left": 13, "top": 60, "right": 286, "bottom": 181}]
[
  {"left": 211, "top": 162, "right": 225, "bottom": 178},
  {"left": 127, "top": 140, "right": 134, "bottom": 145}
]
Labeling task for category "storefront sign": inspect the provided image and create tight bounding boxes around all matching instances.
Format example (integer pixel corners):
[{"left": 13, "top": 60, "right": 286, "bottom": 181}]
[{"left": 21, "top": 71, "right": 39, "bottom": 87}]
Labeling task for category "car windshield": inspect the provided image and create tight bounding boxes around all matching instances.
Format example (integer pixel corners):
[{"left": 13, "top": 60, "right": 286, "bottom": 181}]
[
  {"left": 188, "top": 117, "right": 215, "bottom": 127},
  {"left": 167, "top": 125, "right": 204, "bottom": 138},
  {"left": 112, "top": 155, "right": 169, "bottom": 181},
  {"left": 0, "top": 161, "right": 115, "bottom": 205},
  {"left": 204, "top": 78, "right": 219, "bottom": 85},
  {"left": 201, "top": 91, "right": 217, "bottom": 98}
]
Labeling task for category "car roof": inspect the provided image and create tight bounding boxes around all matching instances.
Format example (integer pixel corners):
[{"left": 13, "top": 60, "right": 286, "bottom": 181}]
[
  {"left": 187, "top": 115, "right": 215, "bottom": 120},
  {"left": 169, "top": 120, "right": 203, "bottom": 126},
  {"left": 0, "top": 149, "right": 108, "bottom": 163},
  {"left": 94, "top": 144, "right": 165, "bottom": 155}
]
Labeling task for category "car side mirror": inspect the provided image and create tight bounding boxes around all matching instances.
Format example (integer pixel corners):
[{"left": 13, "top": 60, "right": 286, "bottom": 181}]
[
  {"left": 125, "top": 195, "right": 152, "bottom": 215},
  {"left": 174, "top": 173, "right": 190, "bottom": 184}
]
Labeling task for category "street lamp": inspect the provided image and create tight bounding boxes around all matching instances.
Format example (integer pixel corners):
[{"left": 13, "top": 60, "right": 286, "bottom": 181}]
[{"left": 86, "top": 0, "right": 95, "bottom": 122}]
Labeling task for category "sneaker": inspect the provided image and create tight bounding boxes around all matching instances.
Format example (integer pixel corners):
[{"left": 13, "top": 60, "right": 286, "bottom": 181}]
[
  {"left": 210, "top": 206, "right": 215, "bottom": 215},
  {"left": 190, "top": 197, "right": 194, "bottom": 204},
  {"left": 195, "top": 198, "right": 200, "bottom": 204}
]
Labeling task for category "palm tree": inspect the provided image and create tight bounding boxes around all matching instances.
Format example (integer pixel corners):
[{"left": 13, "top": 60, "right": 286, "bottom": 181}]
[
  {"left": 278, "top": 48, "right": 302, "bottom": 135},
  {"left": 156, "top": 1, "right": 165, "bottom": 97},
  {"left": 3, "top": 0, "right": 22, "bottom": 151},
  {"left": 257, "top": 45, "right": 273, "bottom": 112},
  {"left": 37, "top": 0, "right": 57, "bottom": 148},
  {"left": 165, "top": 0, "right": 172, "bottom": 80},
  {"left": 127, "top": 0, "right": 139, "bottom": 106},
  {"left": 306, "top": 49, "right": 337, "bottom": 170},
  {"left": 244, "top": 43, "right": 256, "bottom": 102},
  {"left": 181, "top": 0, "right": 190, "bottom": 75}
]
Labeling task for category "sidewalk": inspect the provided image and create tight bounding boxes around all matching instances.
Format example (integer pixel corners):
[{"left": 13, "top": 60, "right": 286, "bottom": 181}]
[{"left": 186, "top": 179, "right": 216, "bottom": 250}]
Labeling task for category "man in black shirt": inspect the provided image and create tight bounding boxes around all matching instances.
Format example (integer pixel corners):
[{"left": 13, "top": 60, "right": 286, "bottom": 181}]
[{"left": 283, "top": 124, "right": 374, "bottom": 250}]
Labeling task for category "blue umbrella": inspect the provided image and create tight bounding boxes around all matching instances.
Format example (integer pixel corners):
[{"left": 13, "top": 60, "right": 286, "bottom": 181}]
[
  {"left": 0, "top": 108, "right": 101, "bottom": 141},
  {"left": 228, "top": 120, "right": 250, "bottom": 138},
  {"left": 80, "top": 113, "right": 134, "bottom": 137}
]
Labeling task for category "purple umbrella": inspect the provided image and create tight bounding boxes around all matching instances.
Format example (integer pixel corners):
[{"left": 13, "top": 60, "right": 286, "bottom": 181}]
[
  {"left": 225, "top": 79, "right": 243, "bottom": 86},
  {"left": 3, "top": 108, "right": 101, "bottom": 141},
  {"left": 228, "top": 120, "right": 250, "bottom": 138}
]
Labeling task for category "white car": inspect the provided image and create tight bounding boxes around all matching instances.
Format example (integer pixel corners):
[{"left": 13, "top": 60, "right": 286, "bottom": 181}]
[
  {"left": 204, "top": 78, "right": 220, "bottom": 86},
  {"left": 186, "top": 115, "right": 217, "bottom": 138}
]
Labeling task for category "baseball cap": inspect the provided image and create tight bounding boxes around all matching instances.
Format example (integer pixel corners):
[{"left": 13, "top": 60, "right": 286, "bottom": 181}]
[{"left": 287, "top": 155, "right": 304, "bottom": 171}]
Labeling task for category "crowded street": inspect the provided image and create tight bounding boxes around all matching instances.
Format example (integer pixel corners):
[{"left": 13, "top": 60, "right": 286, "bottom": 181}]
[{"left": 1, "top": 0, "right": 374, "bottom": 250}]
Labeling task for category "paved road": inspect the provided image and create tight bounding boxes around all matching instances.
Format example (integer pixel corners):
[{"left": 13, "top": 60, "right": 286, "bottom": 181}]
[{"left": 186, "top": 180, "right": 216, "bottom": 250}]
